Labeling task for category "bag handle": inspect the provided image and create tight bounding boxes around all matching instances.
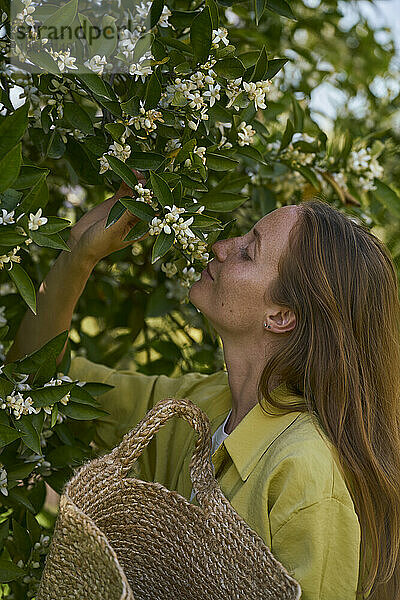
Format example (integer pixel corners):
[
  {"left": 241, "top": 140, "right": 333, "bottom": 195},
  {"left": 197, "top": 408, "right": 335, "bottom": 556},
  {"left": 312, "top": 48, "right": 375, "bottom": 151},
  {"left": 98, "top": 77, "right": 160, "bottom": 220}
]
[{"left": 107, "top": 397, "right": 219, "bottom": 505}]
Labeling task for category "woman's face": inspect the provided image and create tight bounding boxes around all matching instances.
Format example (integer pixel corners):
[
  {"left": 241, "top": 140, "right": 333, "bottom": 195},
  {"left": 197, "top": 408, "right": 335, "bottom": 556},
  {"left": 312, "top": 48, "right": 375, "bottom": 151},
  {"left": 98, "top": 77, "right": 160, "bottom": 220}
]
[{"left": 189, "top": 205, "right": 299, "bottom": 337}]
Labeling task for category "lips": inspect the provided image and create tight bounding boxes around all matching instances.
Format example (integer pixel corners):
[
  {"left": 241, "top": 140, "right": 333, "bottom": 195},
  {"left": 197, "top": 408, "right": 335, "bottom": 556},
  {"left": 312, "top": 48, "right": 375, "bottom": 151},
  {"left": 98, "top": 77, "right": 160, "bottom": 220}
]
[{"left": 206, "top": 264, "right": 214, "bottom": 280}]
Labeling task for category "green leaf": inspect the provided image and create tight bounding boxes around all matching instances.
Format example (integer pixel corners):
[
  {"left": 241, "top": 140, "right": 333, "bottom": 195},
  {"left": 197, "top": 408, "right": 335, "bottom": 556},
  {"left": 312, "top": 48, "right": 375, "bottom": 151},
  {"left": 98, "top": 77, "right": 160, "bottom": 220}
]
[
  {"left": 12, "top": 519, "right": 31, "bottom": 563},
  {"left": 77, "top": 74, "right": 114, "bottom": 100},
  {"left": 293, "top": 165, "right": 321, "bottom": 190},
  {"left": 126, "top": 151, "right": 166, "bottom": 171},
  {"left": 0, "top": 425, "right": 21, "bottom": 448},
  {"left": 214, "top": 44, "right": 235, "bottom": 59},
  {"left": 59, "top": 402, "right": 109, "bottom": 420},
  {"left": 145, "top": 71, "right": 162, "bottom": 110},
  {"left": 0, "top": 559, "right": 26, "bottom": 582},
  {"left": 374, "top": 180, "right": 400, "bottom": 219},
  {"left": 206, "top": 153, "right": 239, "bottom": 171},
  {"left": 206, "top": 0, "right": 219, "bottom": 28},
  {"left": 63, "top": 102, "right": 94, "bottom": 135},
  {"left": 46, "top": 444, "right": 86, "bottom": 468},
  {"left": 107, "top": 156, "right": 138, "bottom": 189},
  {"left": 170, "top": 91, "right": 188, "bottom": 107},
  {"left": 251, "top": 45, "right": 268, "bottom": 82},
  {"left": 120, "top": 198, "right": 156, "bottom": 222},
  {"left": 27, "top": 48, "right": 60, "bottom": 74},
  {"left": 41, "top": 0, "right": 78, "bottom": 28},
  {"left": 159, "top": 36, "right": 193, "bottom": 55},
  {"left": 151, "top": 230, "right": 175, "bottom": 263},
  {"left": 0, "top": 103, "right": 29, "bottom": 160},
  {"left": 265, "top": 58, "right": 288, "bottom": 79},
  {"left": 38, "top": 216, "right": 71, "bottom": 235},
  {"left": 132, "top": 32, "right": 154, "bottom": 63},
  {"left": 13, "top": 166, "right": 49, "bottom": 190},
  {"left": 7, "top": 462, "right": 37, "bottom": 481},
  {"left": 190, "top": 214, "right": 221, "bottom": 230},
  {"left": 231, "top": 90, "right": 250, "bottom": 109},
  {"left": 29, "top": 230, "right": 71, "bottom": 251},
  {"left": 105, "top": 123, "right": 125, "bottom": 141},
  {"left": 25, "top": 512, "right": 41, "bottom": 545},
  {"left": 91, "top": 15, "right": 118, "bottom": 58},
  {"left": 0, "top": 143, "right": 22, "bottom": 193},
  {"left": 199, "top": 192, "right": 249, "bottom": 212},
  {"left": 179, "top": 174, "right": 208, "bottom": 191},
  {"left": 255, "top": 0, "right": 266, "bottom": 25},
  {"left": 15, "top": 331, "right": 68, "bottom": 374},
  {"left": 11, "top": 415, "right": 41, "bottom": 454},
  {"left": 149, "top": 171, "right": 174, "bottom": 207},
  {"left": 266, "top": 0, "right": 296, "bottom": 19},
  {"left": 214, "top": 57, "right": 245, "bottom": 79},
  {"left": 150, "top": 0, "right": 164, "bottom": 28},
  {"left": 0, "top": 228, "right": 27, "bottom": 246},
  {"left": 291, "top": 96, "right": 304, "bottom": 131},
  {"left": 105, "top": 199, "right": 126, "bottom": 229},
  {"left": 68, "top": 386, "right": 101, "bottom": 407},
  {"left": 236, "top": 145, "right": 269, "bottom": 165},
  {"left": 123, "top": 220, "right": 149, "bottom": 242},
  {"left": 41, "top": 105, "right": 52, "bottom": 134},
  {"left": 7, "top": 487, "right": 36, "bottom": 514},
  {"left": 29, "top": 383, "right": 75, "bottom": 408},
  {"left": 7, "top": 264, "right": 36, "bottom": 315},
  {"left": 0, "top": 377, "right": 14, "bottom": 398},
  {"left": 80, "top": 382, "right": 115, "bottom": 396},
  {"left": 0, "top": 520, "right": 9, "bottom": 549},
  {"left": 18, "top": 172, "right": 48, "bottom": 215},
  {"left": 280, "top": 118, "right": 294, "bottom": 150},
  {"left": 238, "top": 51, "right": 259, "bottom": 68},
  {"left": 190, "top": 6, "right": 212, "bottom": 64},
  {"left": 175, "top": 139, "right": 197, "bottom": 165},
  {"left": 51, "top": 403, "right": 59, "bottom": 427}
]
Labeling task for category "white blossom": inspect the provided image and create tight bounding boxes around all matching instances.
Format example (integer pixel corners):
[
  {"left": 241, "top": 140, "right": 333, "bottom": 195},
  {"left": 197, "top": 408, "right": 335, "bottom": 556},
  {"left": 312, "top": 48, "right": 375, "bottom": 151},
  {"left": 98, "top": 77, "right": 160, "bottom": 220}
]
[
  {"left": 212, "top": 27, "right": 229, "bottom": 48},
  {"left": 129, "top": 54, "right": 153, "bottom": 83},
  {"left": 203, "top": 83, "right": 221, "bottom": 107},
  {"left": 0, "top": 247, "right": 22, "bottom": 269},
  {"left": 0, "top": 306, "right": 7, "bottom": 327},
  {"left": 47, "top": 48, "right": 78, "bottom": 72},
  {"left": 28, "top": 208, "right": 47, "bottom": 230},
  {"left": 0, "top": 209, "right": 15, "bottom": 225},
  {"left": 98, "top": 155, "right": 110, "bottom": 174},
  {"left": 237, "top": 121, "right": 256, "bottom": 146},
  {"left": 187, "top": 91, "right": 206, "bottom": 110},
  {"left": 0, "top": 466, "right": 8, "bottom": 496},
  {"left": 161, "top": 261, "right": 178, "bottom": 277},
  {"left": 84, "top": 54, "right": 107, "bottom": 76},
  {"left": 159, "top": 5, "right": 172, "bottom": 27}
]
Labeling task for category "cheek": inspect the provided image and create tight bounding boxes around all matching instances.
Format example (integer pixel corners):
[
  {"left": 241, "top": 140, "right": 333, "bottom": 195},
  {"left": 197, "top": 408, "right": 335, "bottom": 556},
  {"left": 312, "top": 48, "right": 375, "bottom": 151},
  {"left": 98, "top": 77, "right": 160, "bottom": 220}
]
[{"left": 215, "top": 267, "right": 262, "bottom": 309}]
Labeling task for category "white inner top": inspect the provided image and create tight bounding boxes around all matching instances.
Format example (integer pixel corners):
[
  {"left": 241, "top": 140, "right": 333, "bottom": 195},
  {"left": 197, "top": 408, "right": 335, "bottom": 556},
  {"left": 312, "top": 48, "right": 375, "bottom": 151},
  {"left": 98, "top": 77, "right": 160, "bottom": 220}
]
[{"left": 190, "top": 409, "right": 232, "bottom": 503}]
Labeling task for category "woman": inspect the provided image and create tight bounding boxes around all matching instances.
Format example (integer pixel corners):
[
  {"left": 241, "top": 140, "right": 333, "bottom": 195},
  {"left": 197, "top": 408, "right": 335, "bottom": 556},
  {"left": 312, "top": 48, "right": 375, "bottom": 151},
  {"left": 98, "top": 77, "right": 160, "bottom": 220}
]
[{"left": 6, "top": 177, "right": 400, "bottom": 600}]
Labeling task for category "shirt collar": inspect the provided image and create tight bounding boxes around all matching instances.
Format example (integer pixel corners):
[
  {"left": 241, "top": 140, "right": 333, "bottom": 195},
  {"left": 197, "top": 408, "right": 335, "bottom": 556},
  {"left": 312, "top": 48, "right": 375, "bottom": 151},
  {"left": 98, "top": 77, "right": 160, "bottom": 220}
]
[{"left": 222, "top": 383, "right": 305, "bottom": 481}]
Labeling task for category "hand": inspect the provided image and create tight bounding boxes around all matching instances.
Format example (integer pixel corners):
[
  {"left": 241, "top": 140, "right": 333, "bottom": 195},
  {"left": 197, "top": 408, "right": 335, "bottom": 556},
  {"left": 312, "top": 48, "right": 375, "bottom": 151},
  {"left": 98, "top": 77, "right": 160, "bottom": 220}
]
[{"left": 67, "top": 169, "right": 151, "bottom": 265}]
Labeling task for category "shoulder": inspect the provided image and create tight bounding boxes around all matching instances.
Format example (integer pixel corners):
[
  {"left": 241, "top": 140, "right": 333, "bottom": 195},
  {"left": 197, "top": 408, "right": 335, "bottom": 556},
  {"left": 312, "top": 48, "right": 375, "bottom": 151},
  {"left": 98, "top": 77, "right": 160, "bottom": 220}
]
[
  {"left": 68, "top": 355, "right": 231, "bottom": 419},
  {"left": 266, "top": 412, "right": 356, "bottom": 512}
]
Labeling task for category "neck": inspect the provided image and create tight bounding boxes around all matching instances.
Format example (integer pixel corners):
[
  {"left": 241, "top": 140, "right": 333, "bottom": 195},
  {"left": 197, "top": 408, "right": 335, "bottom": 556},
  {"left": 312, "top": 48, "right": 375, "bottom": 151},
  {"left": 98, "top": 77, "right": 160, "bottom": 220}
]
[{"left": 221, "top": 337, "right": 282, "bottom": 435}]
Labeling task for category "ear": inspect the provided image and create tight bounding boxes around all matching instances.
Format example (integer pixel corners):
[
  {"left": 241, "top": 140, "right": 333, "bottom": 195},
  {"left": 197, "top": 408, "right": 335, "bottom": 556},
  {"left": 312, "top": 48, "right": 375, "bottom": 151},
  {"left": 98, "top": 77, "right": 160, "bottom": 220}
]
[{"left": 268, "top": 309, "right": 296, "bottom": 333}]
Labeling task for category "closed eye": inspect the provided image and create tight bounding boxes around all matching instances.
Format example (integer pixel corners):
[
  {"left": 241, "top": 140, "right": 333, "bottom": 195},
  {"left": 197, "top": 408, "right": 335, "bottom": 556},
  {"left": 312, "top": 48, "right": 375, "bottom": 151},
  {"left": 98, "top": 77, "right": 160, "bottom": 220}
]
[{"left": 239, "top": 246, "right": 252, "bottom": 261}]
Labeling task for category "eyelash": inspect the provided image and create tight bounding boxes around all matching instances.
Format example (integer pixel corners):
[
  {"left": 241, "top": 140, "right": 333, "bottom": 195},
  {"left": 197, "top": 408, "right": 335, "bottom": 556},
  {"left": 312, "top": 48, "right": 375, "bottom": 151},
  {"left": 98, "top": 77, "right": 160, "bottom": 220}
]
[{"left": 239, "top": 246, "right": 252, "bottom": 261}]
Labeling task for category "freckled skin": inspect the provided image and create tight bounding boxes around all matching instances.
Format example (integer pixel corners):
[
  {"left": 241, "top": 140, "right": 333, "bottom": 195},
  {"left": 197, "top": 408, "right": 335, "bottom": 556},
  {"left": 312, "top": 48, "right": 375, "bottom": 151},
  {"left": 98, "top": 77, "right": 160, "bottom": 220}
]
[{"left": 188, "top": 205, "right": 300, "bottom": 433}]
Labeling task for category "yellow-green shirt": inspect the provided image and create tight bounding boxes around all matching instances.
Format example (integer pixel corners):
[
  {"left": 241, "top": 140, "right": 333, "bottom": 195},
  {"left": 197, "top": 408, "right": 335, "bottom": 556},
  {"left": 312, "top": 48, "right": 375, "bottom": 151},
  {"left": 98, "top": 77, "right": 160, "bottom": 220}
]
[{"left": 68, "top": 356, "right": 365, "bottom": 600}]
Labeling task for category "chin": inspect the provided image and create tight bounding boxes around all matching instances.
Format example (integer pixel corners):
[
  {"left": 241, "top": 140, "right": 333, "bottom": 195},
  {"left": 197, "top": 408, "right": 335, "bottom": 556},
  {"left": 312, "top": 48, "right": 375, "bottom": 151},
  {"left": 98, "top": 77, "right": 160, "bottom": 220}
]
[{"left": 188, "top": 281, "right": 207, "bottom": 311}]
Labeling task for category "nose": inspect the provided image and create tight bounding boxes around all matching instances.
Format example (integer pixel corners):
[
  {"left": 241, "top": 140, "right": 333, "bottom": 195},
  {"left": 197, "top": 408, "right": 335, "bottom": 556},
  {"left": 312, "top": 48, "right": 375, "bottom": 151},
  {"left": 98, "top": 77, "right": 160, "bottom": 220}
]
[{"left": 211, "top": 237, "right": 237, "bottom": 261}]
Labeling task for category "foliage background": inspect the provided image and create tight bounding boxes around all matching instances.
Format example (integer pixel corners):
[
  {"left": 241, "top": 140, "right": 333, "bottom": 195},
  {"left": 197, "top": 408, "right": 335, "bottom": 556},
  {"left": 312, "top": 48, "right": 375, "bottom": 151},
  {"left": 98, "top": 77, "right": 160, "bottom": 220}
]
[{"left": 0, "top": 0, "right": 399, "bottom": 597}]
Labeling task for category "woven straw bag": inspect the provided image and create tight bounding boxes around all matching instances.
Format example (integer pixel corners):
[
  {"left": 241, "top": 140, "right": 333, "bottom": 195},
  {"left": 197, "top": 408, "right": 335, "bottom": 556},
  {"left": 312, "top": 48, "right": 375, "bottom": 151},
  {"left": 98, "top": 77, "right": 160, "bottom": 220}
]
[{"left": 37, "top": 396, "right": 302, "bottom": 600}]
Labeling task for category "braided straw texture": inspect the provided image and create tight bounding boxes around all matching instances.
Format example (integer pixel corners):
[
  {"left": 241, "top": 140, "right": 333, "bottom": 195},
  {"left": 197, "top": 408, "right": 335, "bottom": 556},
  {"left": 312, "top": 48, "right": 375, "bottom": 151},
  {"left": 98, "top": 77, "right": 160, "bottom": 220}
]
[{"left": 37, "top": 396, "right": 302, "bottom": 600}]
